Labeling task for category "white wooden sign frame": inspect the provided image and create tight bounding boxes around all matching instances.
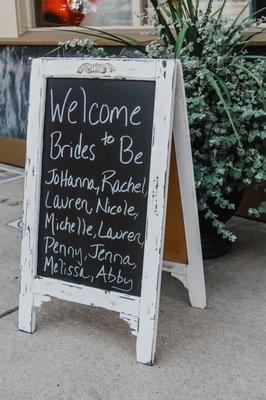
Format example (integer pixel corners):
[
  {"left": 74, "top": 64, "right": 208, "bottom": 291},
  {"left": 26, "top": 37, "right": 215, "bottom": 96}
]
[
  {"left": 162, "top": 65, "right": 206, "bottom": 310},
  {"left": 19, "top": 57, "right": 178, "bottom": 365}
]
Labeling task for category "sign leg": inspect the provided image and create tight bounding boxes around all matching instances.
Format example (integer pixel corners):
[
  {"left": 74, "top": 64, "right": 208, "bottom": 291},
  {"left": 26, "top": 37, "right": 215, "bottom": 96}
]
[
  {"left": 136, "top": 313, "right": 158, "bottom": 365},
  {"left": 172, "top": 63, "right": 207, "bottom": 310},
  {"left": 187, "top": 261, "right": 206, "bottom": 309},
  {"left": 136, "top": 270, "right": 162, "bottom": 365},
  {"left": 18, "top": 291, "right": 36, "bottom": 333}
]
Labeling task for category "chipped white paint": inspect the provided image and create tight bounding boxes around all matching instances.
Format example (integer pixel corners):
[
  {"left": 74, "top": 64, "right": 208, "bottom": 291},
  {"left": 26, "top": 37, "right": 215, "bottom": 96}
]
[
  {"left": 8, "top": 219, "right": 23, "bottom": 230},
  {"left": 18, "top": 58, "right": 177, "bottom": 365},
  {"left": 33, "top": 294, "right": 51, "bottom": 309},
  {"left": 136, "top": 60, "right": 177, "bottom": 365},
  {"left": 120, "top": 313, "right": 138, "bottom": 336},
  {"left": 163, "top": 262, "right": 188, "bottom": 289},
  {"left": 33, "top": 277, "right": 140, "bottom": 315},
  {"left": 162, "top": 64, "right": 206, "bottom": 309}
]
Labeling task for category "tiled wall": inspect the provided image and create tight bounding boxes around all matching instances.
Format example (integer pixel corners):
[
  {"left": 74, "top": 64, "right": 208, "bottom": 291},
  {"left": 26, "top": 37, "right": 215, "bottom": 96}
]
[
  {"left": 0, "top": 45, "right": 120, "bottom": 140},
  {"left": 0, "top": 45, "right": 55, "bottom": 139}
]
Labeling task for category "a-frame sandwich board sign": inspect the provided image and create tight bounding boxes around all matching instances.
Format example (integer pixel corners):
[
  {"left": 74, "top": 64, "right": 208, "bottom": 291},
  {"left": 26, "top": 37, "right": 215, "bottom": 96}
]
[{"left": 19, "top": 58, "right": 205, "bottom": 365}]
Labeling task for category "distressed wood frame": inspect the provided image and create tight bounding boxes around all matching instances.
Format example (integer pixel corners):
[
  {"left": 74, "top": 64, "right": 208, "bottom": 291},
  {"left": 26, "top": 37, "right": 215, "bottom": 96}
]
[
  {"left": 18, "top": 57, "right": 177, "bottom": 365},
  {"left": 162, "top": 64, "right": 206, "bottom": 310}
]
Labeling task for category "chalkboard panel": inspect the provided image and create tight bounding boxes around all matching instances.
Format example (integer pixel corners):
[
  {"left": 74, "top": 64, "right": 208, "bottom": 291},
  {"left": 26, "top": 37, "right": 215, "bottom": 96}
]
[{"left": 37, "top": 78, "right": 155, "bottom": 296}]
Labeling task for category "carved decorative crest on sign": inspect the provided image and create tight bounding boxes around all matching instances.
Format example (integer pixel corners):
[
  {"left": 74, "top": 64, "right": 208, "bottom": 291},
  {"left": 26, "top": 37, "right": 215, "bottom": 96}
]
[{"left": 77, "top": 62, "right": 115, "bottom": 75}]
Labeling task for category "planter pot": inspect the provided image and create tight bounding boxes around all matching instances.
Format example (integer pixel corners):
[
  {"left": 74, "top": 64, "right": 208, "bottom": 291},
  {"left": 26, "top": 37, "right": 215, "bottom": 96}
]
[{"left": 199, "top": 189, "right": 244, "bottom": 259}]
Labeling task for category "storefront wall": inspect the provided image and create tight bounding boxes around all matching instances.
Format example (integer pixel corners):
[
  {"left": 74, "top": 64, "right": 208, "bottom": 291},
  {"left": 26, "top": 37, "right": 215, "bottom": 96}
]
[
  {"left": 0, "top": 45, "right": 51, "bottom": 140},
  {"left": 0, "top": 2, "right": 264, "bottom": 251},
  {"left": 0, "top": 44, "right": 124, "bottom": 141}
]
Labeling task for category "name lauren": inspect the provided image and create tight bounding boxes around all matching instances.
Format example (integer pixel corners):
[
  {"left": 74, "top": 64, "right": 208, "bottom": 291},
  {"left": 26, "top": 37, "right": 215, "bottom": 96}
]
[{"left": 97, "top": 220, "right": 143, "bottom": 247}]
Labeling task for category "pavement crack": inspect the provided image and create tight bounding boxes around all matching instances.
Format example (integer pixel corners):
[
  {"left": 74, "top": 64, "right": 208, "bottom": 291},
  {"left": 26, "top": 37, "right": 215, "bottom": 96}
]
[{"left": 0, "top": 305, "right": 19, "bottom": 319}]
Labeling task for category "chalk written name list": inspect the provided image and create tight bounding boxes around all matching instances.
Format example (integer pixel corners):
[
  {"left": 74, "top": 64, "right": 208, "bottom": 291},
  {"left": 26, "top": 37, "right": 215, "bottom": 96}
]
[{"left": 38, "top": 78, "right": 155, "bottom": 296}]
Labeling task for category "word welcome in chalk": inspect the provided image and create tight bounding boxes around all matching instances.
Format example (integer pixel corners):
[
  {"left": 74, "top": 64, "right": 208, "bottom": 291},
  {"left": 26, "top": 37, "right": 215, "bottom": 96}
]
[{"left": 50, "top": 87, "right": 141, "bottom": 127}]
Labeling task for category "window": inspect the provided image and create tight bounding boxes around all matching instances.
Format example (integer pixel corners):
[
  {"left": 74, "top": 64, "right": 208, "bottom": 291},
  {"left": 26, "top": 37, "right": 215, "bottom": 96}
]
[
  {"left": 252, "top": 0, "right": 266, "bottom": 19},
  {"left": 208, "top": 0, "right": 249, "bottom": 19},
  {"left": 33, "top": 0, "right": 145, "bottom": 28},
  {"left": 33, "top": 0, "right": 251, "bottom": 29},
  {"left": 0, "top": 0, "right": 263, "bottom": 41},
  {"left": 144, "top": 1, "right": 250, "bottom": 23}
]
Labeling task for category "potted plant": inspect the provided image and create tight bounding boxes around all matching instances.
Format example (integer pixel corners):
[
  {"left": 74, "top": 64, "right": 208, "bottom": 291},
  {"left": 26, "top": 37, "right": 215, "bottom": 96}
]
[{"left": 57, "top": 0, "right": 266, "bottom": 258}]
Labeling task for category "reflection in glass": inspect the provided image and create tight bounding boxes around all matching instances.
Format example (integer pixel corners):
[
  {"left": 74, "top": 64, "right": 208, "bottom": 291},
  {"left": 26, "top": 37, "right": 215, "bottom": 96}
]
[
  {"left": 34, "top": 0, "right": 133, "bottom": 27},
  {"left": 81, "top": 0, "right": 132, "bottom": 27}
]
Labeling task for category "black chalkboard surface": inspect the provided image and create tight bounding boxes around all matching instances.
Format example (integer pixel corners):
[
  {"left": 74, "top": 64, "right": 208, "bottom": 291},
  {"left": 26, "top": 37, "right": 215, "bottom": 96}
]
[{"left": 37, "top": 78, "right": 155, "bottom": 296}]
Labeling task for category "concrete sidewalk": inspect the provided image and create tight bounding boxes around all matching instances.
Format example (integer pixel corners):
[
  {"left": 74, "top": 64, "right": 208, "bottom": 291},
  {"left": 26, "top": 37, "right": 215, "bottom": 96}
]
[{"left": 0, "top": 164, "right": 265, "bottom": 400}]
